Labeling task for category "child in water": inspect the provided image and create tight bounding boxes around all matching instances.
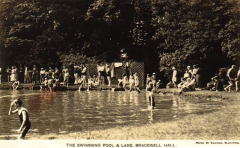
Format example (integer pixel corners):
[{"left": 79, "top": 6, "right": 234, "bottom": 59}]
[
  {"left": 146, "top": 84, "right": 156, "bottom": 109},
  {"left": 8, "top": 98, "right": 31, "bottom": 139}
]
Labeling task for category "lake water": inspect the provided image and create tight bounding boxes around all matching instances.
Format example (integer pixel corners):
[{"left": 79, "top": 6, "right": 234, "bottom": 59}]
[{"left": 0, "top": 89, "right": 224, "bottom": 139}]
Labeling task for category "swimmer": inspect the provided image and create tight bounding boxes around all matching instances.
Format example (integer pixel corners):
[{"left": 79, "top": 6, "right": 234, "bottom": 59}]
[
  {"left": 12, "top": 79, "right": 20, "bottom": 90},
  {"left": 8, "top": 98, "right": 31, "bottom": 139}
]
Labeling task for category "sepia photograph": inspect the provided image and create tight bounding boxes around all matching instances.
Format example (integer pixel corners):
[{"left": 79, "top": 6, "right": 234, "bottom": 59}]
[{"left": 0, "top": 0, "right": 240, "bottom": 147}]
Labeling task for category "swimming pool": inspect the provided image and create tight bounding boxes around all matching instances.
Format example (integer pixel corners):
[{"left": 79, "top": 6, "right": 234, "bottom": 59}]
[{"left": 0, "top": 89, "right": 224, "bottom": 139}]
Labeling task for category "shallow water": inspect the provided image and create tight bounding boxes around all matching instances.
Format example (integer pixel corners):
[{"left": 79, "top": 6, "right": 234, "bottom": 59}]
[{"left": 0, "top": 89, "right": 224, "bottom": 139}]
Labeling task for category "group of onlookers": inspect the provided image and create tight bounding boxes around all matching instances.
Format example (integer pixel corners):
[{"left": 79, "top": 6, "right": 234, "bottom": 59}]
[
  {"left": 117, "top": 72, "right": 141, "bottom": 92},
  {"left": 145, "top": 73, "right": 161, "bottom": 90},
  {"left": 2, "top": 63, "right": 240, "bottom": 93},
  {"left": 161, "top": 64, "right": 240, "bottom": 93},
  {"left": 164, "top": 65, "right": 202, "bottom": 92},
  {"left": 0, "top": 62, "right": 133, "bottom": 91},
  {"left": 0, "top": 64, "right": 87, "bottom": 91},
  {"left": 204, "top": 65, "right": 240, "bottom": 92}
]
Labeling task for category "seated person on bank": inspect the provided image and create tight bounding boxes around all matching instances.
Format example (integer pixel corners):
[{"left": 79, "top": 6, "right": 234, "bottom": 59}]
[
  {"left": 92, "top": 75, "right": 99, "bottom": 86},
  {"left": 12, "top": 79, "right": 20, "bottom": 90},
  {"left": 166, "top": 80, "right": 174, "bottom": 88},
  {"left": 118, "top": 73, "right": 129, "bottom": 89},
  {"left": 205, "top": 77, "right": 215, "bottom": 90},
  {"left": 177, "top": 77, "right": 187, "bottom": 89},
  {"left": 179, "top": 77, "right": 195, "bottom": 92},
  {"left": 213, "top": 76, "right": 224, "bottom": 92},
  {"left": 86, "top": 76, "right": 95, "bottom": 91}
]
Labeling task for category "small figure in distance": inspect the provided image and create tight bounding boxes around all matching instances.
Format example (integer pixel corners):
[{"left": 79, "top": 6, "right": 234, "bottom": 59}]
[
  {"left": 224, "top": 65, "right": 237, "bottom": 92},
  {"left": 235, "top": 67, "right": 240, "bottom": 92},
  {"left": 172, "top": 67, "right": 178, "bottom": 88},
  {"left": 8, "top": 98, "right": 31, "bottom": 139},
  {"left": 166, "top": 80, "right": 174, "bottom": 89},
  {"left": 146, "top": 84, "right": 156, "bottom": 110},
  {"left": 151, "top": 73, "right": 157, "bottom": 87},
  {"left": 134, "top": 73, "right": 141, "bottom": 93},
  {"left": 78, "top": 76, "right": 84, "bottom": 91},
  {"left": 12, "top": 79, "right": 20, "bottom": 90},
  {"left": 40, "top": 77, "right": 48, "bottom": 91},
  {"left": 213, "top": 76, "right": 224, "bottom": 92},
  {"left": 156, "top": 80, "right": 161, "bottom": 89},
  {"left": 129, "top": 73, "right": 135, "bottom": 91},
  {"left": 87, "top": 76, "right": 94, "bottom": 91}
]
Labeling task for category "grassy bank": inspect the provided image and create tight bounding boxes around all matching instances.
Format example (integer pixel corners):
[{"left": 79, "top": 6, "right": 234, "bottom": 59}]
[{"left": 25, "top": 90, "right": 240, "bottom": 140}]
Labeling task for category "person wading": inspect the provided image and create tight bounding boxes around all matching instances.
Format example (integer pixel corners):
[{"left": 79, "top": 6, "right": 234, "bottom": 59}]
[{"left": 8, "top": 98, "right": 31, "bottom": 139}]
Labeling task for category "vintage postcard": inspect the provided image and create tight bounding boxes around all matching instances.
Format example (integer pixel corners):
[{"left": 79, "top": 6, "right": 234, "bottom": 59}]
[{"left": 0, "top": 0, "right": 240, "bottom": 148}]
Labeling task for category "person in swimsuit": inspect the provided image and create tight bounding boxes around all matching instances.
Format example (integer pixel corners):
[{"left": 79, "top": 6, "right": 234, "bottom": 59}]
[
  {"left": 156, "top": 80, "right": 161, "bottom": 89},
  {"left": 235, "top": 67, "right": 240, "bottom": 92},
  {"left": 183, "top": 70, "right": 190, "bottom": 79},
  {"left": 179, "top": 77, "right": 195, "bottom": 92},
  {"left": 105, "top": 64, "right": 111, "bottom": 86},
  {"left": 97, "top": 63, "right": 105, "bottom": 85},
  {"left": 92, "top": 75, "right": 98, "bottom": 86},
  {"left": 225, "top": 65, "right": 238, "bottom": 92},
  {"left": 48, "top": 67, "right": 53, "bottom": 79},
  {"left": 213, "top": 76, "right": 224, "bottom": 92},
  {"left": 48, "top": 77, "right": 54, "bottom": 92},
  {"left": 134, "top": 73, "right": 141, "bottom": 92},
  {"left": 172, "top": 67, "right": 177, "bottom": 88},
  {"left": 78, "top": 76, "right": 84, "bottom": 91},
  {"left": 151, "top": 73, "right": 157, "bottom": 87},
  {"left": 122, "top": 73, "right": 129, "bottom": 91},
  {"left": 12, "top": 79, "right": 20, "bottom": 90},
  {"left": 146, "top": 83, "right": 156, "bottom": 109},
  {"left": 8, "top": 98, "right": 31, "bottom": 139},
  {"left": 39, "top": 68, "right": 45, "bottom": 83},
  {"left": 74, "top": 65, "right": 80, "bottom": 85},
  {"left": 81, "top": 64, "right": 87, "bottom": 87},
  {"left": 64, "top": 70, "right": 70, "bottom": 87},
  {"left": 32, "top": 65, "right": 38, "bottom": 85},
  {"left": 54, "top": 67, "right": 60, "bottom": 79},
  {"left": 187, "top": 65, "right": 193, "bottom": 77},
  {"left": 129, "top": 73, "right": 135, "bottom": 91},
  {"left": 40, "top": 77, "right": 48, "bottom": 90},
  {"left": 0, "top": 66, "right": 2, "bottom": 84}
]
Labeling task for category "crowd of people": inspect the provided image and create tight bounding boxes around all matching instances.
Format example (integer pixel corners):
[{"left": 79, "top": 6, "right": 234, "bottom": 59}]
[
  {"left": 0, "top": 63, "right": 132, "bottom": 91},
  {"left": 117, "top": 72, "right": 141, "bottom": 92},
  {"left": 1, "top": 63, "right": 240, "bottom": 93},
  {"left": 162, "top": 64, "right": 240, "bottom": 93}
]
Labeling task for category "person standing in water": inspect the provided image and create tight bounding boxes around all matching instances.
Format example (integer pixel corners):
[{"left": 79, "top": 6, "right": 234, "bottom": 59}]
[
  {"left": 0, "top": 66, "right": 2, "bottom": 84},
  {"left": 8, "top": 98, "right": 31, "bottom": 139},
  {"left": 146, "top": 84, "right": 156, "bottom": 109},
  {"left": 12, "top": 79, "right": 20, "bottom": 90}
]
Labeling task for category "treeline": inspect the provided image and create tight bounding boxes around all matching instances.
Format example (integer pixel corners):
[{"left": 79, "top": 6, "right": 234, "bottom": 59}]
[{"left": 0, "top": 0, "right": 239, "bottom": 83}]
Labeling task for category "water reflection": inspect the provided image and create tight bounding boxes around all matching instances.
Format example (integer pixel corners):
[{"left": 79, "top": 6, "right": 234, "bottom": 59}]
[{"left": 0, "top": 90, "right": 224, "bottom": 138}]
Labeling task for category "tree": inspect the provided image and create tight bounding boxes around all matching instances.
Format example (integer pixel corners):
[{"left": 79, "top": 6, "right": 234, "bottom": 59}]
[{"left": 151, "top": 0, "right": 239, "bottom": 83}]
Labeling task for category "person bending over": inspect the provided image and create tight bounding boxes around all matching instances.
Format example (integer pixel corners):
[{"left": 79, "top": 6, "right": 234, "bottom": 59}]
[{"left": 12, "top": 79, "right": 20, "bottom": 90}]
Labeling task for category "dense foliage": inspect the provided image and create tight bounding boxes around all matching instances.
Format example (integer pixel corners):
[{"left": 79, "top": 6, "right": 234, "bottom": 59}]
[{"left": 0, "top": 0, "right": 239, "bottom": 84}]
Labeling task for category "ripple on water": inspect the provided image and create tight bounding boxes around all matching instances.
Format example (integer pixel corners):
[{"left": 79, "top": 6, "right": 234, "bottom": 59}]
[{"left": 0, "top": 89, "right": 224, "bottom": 138}]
